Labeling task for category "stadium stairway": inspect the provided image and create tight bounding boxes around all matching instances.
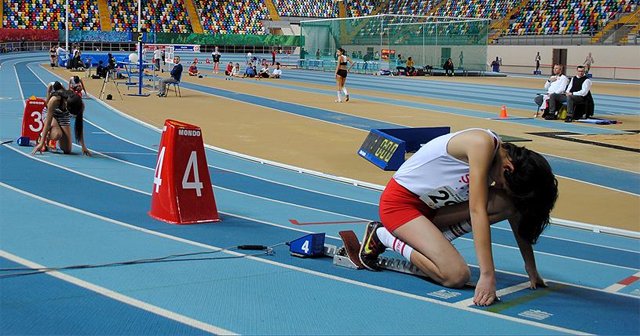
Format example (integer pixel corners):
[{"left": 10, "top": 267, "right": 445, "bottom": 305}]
[
  {"left": 488, "top": 0, "right": 529, "bottom": 42},
  {"left": 264, "top": 0, "right": 281, "bottom": 21},
  {"left": 97, "top": 0, "right": 113, "bottom": 31},
  {"left": 591, "top": 7, "right": 640, "bottom": 44},
  {"left": 184, "top": 0, "right": 204, "bottom": 34}
]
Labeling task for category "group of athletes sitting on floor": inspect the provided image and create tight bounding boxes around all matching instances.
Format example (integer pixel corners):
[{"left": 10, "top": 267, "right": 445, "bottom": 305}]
[{"left": 222, "top": 61, "right": 282, "bottom": 80}]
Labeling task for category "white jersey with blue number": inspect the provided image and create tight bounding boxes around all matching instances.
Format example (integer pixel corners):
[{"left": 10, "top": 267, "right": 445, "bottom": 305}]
[{"left": 393, "top": 128, "right": 500, "bottom": 210}]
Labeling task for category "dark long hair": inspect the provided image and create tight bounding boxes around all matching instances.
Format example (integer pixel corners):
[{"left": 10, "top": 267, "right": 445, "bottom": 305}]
[
  {"left": 51, "top": 90, "right": 85, "bottom": 142},
  {"left": 502, "top": 143, "right": 558, "bottom": 244}
]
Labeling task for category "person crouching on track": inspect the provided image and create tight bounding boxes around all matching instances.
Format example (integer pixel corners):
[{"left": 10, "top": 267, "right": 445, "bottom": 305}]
[
  {"left": 32, "top": 90, "right": 91, "bottom": 156},
  {"left": 358, "top": 128, "right": 557, "bottom": 306},
  {"left": 68, "top": 75, "right": 87, "bottom": 97}
]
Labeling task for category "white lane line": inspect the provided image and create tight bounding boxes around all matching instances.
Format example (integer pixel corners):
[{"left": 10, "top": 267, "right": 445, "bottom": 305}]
[
  {"left": 453, "top": 282, "right": 532, "bottom": 307},
  {"left": 0, "top": 249, "right": 237, "bottom": 335},
  {"left": 10, "top": 141, "right": 638, "bottom": 275},
  {"left": 83, "top": 118, "right": 380, "bottom": 206},
  {"left": 0, "top": 181, "right": 588, "bottom": 335},
  {"left": 4, "top": 144, "right": 369, "bottom": 227},
  {"left": 5, "top": 142, "right": 638, "bottom": 275},
  {"left": 605, "top": 271, "right": 640, "bottom": 293}
]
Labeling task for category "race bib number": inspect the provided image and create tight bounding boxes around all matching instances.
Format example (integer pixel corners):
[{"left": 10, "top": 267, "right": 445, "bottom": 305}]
[{"left": 419, "top": 186, "right": 467, "bottom": 209}]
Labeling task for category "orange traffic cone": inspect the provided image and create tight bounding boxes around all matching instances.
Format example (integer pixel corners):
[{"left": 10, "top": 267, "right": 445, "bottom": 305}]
[{"left": 499, "top": 105, "right": 508, "bottom": 119}]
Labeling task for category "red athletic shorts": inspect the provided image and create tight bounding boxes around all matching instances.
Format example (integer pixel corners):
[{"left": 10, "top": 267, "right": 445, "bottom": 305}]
[{"left": 379, "top": 178, "right": 434, "bottom": 232}]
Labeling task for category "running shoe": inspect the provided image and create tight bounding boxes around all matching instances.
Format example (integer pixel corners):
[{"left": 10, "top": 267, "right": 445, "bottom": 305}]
[
  {"left": 358, "top": 221, "right": 386, "bottom": 271},
  {"left": 345, "top": 94, "right": 350, "bottom": 102}
]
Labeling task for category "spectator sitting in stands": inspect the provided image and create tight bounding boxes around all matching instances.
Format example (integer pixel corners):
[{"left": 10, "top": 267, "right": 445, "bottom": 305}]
[
  {"left": 157, "top": 56, "right": 183, "bottom": 97},
  {"left": 443, "top": 58, "right": 455, "bottom": 76},
  {"left": 68, "top": 76, "right": 88, "bottom": 97},
  {"left": 271, "top": 63, "right": 282, "bottom": 78},
  {"left": 546, "top": 65, "right": 593, "bottom": 121},
  {"left": 243, "top": 63, "right": 257, "bottom": 78},
  {"left": 188, "top": 61, "right": 200, "bottom": 76},
  {"left": 406, "top": 57, "right": 416, "bottom": 75},
  {"left": 535, "top": 64, "right": 569, "bottom": 119}
]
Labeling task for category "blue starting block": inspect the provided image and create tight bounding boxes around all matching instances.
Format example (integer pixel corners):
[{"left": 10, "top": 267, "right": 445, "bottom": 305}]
[
  {"left": 357, "top": 127, "right": 450, "bottom": 171},
  {"left": 288, "top": 233, "right": 326, "bottom": 258}
]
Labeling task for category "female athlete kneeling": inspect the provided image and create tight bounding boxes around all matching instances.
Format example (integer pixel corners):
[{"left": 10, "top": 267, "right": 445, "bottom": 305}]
[
  {"left": 32, "top": 90, "right": 91, "bottom": 156},
  {"left": 359, "top": 128, "right": 557, "bottom": 306}
]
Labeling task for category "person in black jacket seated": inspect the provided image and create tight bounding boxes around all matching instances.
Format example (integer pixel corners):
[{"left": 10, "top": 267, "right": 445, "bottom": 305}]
[
  {"left": 547, "top": 65, "right": 594, "bottom": 122},
  {"left": 443, "top": 58, "right": 455, "bottom": 76},
  {"left": 96, "top": 60, "right": 108, "bottom": 78},
  {"left": 157, "top": 56, "right": 183, "bottom": 97}
]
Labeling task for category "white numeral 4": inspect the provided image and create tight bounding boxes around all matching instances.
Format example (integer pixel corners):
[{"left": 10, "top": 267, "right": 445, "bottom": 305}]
[
  {"left": 153, "top": 147, "right": 166, "bottom": 193},
  {"left": 182, "top": 151, "right": 203, "bottom": 196},
  {"left": 301, "top": 240, "right": 310, "bottom": 254}
]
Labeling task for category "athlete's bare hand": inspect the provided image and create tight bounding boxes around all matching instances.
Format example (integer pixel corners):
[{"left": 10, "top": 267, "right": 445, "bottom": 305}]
[
  {"left": 474, "top": 275, "right": 497, "bottom": 306},
  {"left": 31, "top": 142, "right": 45, "bottom": 155}
]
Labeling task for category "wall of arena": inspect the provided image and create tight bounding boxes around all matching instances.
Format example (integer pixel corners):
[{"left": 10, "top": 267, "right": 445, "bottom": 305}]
[{"left": 487, "top": 45, "right": 640, "bottom": 80}]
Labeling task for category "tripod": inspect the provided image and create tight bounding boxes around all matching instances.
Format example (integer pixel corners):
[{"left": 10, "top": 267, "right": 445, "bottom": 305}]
[{"left": 99, "top": 69, "right": 123, "bottom": 100}]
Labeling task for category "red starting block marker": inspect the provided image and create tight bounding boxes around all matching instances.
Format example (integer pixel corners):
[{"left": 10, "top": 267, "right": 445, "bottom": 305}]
[
  {"left": 21, "top": 96, "right": 47, "bottom": 141},
  {"left": 149, "top": 119, "right": 220, "bottom": 224}
]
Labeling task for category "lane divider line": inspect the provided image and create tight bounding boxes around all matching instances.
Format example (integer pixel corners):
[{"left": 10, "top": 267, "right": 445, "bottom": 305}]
[
  {"left": 0, "top": 249, "right": 237, "bottom": 335},
  {"left": 605, "top": 271, "right": 640, "bottom": 293}
]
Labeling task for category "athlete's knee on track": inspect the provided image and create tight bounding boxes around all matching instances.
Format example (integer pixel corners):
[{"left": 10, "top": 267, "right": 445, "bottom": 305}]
[{"left": 440, "top": 264, "right": 470, "bottom": 288}]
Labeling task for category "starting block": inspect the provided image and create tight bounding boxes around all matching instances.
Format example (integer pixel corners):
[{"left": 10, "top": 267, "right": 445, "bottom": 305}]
[{"left": 289, "top": 230, "right": 427, "bottom": 277}]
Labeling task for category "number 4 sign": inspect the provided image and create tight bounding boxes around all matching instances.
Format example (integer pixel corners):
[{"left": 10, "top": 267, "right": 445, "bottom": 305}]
[{"left": 149, "top": 119, "right": 220, "bottom": 224}]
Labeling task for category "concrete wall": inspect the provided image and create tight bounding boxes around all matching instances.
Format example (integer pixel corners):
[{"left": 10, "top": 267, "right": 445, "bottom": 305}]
[{"left": 487, "top": 45, "right": 640, "bottom": 80}]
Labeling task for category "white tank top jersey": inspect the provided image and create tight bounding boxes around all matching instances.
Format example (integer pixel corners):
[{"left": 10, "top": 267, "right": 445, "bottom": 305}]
[{"left": 393, "top": 128, "right": 500, "bottom": 210}]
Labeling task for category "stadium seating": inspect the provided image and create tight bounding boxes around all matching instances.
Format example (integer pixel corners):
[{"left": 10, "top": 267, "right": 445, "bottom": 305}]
[
  {"left": 386, "top": 0, "right": 434, "bottom": 16},
  {"left": 434, "top": 0, "right": 516, "bottom": 19},
  {"left": 274, "top": 0, "right": 338, "bottom": 18},
  {"left": 194, "top": 0, "right": 268, "bottom": 34},
  {"left": 109, "top": 0, "right": 192, "bottom": 33},
  {"left": 346, "top": 0, "right": 377, "bottom": 17},
  {"left": 3, "top": 0, "right": 100, "bottom": 31},
  {"left": 508, "top": 0, "right": 637, "bottom": 35},
  {"left": 1, "top": 0, "right": 636, "bottom": 38}
]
